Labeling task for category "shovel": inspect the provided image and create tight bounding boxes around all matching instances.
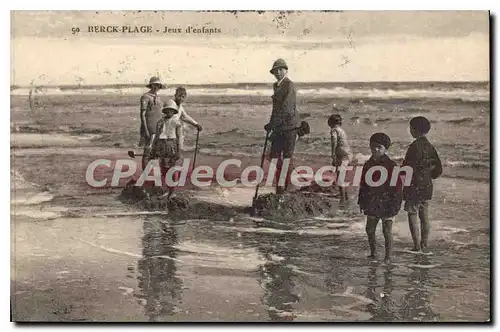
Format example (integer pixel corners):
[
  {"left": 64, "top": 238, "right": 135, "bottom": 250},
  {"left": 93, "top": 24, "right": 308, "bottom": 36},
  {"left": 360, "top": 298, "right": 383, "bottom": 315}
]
[
  {"left": 250, "top": 131, "right": 271, "bottom": 215},
  {"left": 127, "top": 150, "right": 143, "bottom": 158},
  {"left": 192, "top": 129, "right": 201, "bottom": 170},
  {"left": 128, "top": 134, "right": 156, "bottom": 159}
]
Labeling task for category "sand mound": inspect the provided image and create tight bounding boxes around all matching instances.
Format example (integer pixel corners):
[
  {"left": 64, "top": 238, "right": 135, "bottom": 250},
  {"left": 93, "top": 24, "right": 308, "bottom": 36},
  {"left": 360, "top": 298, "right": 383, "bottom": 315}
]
[
  {"left": 120, "top": 180, "right": 341, "bottom": 220},
  {"left": 119, "top": 180, "right": 245, "bottom": 220},
  {"left": 299, "top": 183, "right": 339, "bottom": 195},
  {"left": 119, "top": 179, "right": 191, "bottom": 211},
  {"left": 252, "top": 191, "right": 337, "bottom": 219}
]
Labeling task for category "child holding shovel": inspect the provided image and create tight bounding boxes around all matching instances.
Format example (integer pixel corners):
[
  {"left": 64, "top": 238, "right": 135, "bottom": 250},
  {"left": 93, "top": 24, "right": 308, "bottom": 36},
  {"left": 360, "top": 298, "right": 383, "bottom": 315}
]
[
  {"left": 328, "top": 113, "right": 353, "bottom": 204},
  {"left": 149, "top": 100, "right": 183, "bottom": 198}
]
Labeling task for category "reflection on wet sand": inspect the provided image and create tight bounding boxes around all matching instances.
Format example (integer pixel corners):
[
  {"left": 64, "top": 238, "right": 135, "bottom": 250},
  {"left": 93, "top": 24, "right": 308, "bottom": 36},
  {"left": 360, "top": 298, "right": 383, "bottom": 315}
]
[
  {"left": 136, "top": 218, "right": 183, "bottom": 322},
  {"left": 400, "top": 256, "right": 440, "bottom": 322},
  {"left": 254, "top": 232, "right": 301, "bottom": 321},
  {"left": 124, "top": 214, "right": 482, "bottom": 322},
  {"left": 324, "top": 248, "right": 349, "bottom": 294},
  {"left": 365, "top": 264, "right": 400, "bottom": 321},
  {"left": 363, "top": 256, "right": 440, "bottom": 322}
]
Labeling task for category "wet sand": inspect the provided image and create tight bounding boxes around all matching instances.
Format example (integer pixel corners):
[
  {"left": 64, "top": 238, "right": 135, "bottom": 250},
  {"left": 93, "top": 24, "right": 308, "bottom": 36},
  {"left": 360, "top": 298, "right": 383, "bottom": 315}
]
[
  {"left": 10, "top": 94, "right": 490, "bottom": 322},
  {"left": 11, "top": 141, "right": 489, "bottom": 322}
]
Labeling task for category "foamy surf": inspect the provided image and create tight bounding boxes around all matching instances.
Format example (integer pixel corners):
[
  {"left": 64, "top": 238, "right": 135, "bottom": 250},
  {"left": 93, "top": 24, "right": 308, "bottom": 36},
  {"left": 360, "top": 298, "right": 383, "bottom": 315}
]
[
  {"left": 213, "top": 225, "right": 350, "bottom": 236},
  {"left": 72, "top": 237, "right": 184, "bottom": 263},
  {"left": 11, "top": 190, "right": 54, "bottom": 206},
  {"left": 175, "top": 241, "right": 266, "bottom": 271},
  {"left": 11, "top": 85, "right": 489, "bottom": 102}
]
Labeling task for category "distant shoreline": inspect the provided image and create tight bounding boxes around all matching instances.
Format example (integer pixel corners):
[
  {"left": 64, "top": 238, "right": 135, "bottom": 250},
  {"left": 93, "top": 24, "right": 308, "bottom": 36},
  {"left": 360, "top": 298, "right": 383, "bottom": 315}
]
[{"left": 10, "top": 81, "right": 490, "bottom": 90}]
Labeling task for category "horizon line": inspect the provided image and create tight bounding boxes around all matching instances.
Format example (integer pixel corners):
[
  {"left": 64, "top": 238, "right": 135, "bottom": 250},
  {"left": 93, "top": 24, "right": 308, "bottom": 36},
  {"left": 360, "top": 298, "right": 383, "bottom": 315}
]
[{"left": 10, "top": 80, "right": 490, "bottom": 89}]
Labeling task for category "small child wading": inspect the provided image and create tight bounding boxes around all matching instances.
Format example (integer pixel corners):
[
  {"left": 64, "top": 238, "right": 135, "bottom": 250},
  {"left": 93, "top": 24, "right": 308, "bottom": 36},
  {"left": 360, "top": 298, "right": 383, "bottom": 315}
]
[
  {"left": 149, "top": 100, "right": 183, "bottom": 198},
  {"left": 328, "top": 113, "right": 353, "bottom": 203},
  {"left": 358, "top": 133, "right": 403, "bottom": 264},
  {"left": 402, "top": 116, "right": 442, "bottom": 253}
]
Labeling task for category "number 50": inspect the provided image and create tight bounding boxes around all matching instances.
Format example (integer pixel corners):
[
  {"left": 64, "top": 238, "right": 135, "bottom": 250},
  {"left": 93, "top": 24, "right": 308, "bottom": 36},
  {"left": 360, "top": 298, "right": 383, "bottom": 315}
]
[{"left": 71, "top": 27, "right": 80, "bottom": 34}]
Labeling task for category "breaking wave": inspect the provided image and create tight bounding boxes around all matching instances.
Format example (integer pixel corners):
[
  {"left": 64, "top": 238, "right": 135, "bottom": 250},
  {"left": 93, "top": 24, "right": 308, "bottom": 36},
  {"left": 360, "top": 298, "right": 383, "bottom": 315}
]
[{"left": 11, "top": 83, "right": 489, "bottom": 102}]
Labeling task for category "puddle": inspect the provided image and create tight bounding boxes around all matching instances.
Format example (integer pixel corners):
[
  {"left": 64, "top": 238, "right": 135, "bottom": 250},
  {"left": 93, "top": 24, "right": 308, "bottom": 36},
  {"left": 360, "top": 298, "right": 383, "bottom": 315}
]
[
  {"left": 11, "top": 133, "right": 101, "bottom": 148},
  {"left": 11, "top": 168, "right": 490, "bottom": 322}
]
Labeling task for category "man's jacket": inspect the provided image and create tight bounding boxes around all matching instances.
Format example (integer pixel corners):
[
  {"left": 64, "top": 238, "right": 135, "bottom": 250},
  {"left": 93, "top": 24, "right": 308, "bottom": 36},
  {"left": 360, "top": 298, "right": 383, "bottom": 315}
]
[{"left": 268, "top": 77, "right": 300, "bottom": 132}]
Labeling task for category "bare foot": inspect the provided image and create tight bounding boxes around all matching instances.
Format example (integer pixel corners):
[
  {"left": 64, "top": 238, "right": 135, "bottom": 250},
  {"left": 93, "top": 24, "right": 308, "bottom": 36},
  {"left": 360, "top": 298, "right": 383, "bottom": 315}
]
[
  {"left": 410, "top": 247, "right": 422, "bottom": 252},
  {"left": 367, "top": 254, "right": 378, "bottom": 260},
  {"left": 384, "top": 257, "right": 392, "bottom": 264}
]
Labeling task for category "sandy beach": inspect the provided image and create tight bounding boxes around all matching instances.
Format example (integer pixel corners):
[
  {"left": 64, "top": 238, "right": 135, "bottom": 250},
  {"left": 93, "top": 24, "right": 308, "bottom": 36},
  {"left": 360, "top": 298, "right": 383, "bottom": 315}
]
[{"left": 10, "top": 88, "right": 490, "bottom": 322}]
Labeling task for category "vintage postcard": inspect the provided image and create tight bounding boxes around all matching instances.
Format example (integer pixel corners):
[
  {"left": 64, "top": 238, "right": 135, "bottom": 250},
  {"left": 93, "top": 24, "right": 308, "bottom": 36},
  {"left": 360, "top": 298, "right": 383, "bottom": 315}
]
[{"left": 10, "top": 10, "right": 490, "bottom": 322}]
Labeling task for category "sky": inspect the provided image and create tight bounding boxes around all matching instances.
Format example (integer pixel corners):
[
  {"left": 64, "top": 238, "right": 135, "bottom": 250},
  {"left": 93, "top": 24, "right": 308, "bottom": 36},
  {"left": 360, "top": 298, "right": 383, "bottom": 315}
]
[{"left": 10, "top": 11, "right": 490, "bottom": 85}]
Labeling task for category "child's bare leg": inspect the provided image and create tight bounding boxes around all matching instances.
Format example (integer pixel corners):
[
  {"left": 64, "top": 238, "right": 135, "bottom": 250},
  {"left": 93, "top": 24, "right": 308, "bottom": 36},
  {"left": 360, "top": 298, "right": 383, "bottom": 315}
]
[
  {"left": 339, "top": 186, "right": 347, "bottom": 203},
  {"left": 338, "top": 160, "right": 349, "bottom": 203},
  {"left": 366, "top": 216, "right": 379, "bottom": 258},
  {"left": 408, "top": 212, "right": 421, "bottom": 251},
  {"left": 382, "top": 219, "right": 394, "bottom": 263},
  {"left": 160, "top": 157, "right": 176, "bottom": 197},
  {"left": 166, "top": 158, "right": 178, "bottom": 198},
  {"left": 419, "top": 202, "right": 430, "bottom": 249}
]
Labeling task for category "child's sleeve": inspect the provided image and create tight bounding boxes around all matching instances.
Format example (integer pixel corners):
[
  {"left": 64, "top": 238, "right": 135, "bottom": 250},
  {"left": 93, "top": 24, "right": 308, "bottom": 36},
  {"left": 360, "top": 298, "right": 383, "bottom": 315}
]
[
  {"left": 388, "top": 162, "right": 404, "bottom": 214},
  {"left": 357, "top": 163, "right": 368, "bottom": 209},
  {"left": 430, "top": 146, "right": 443, "bottom": 179},
  {"left": 402, "top": 143, "right": 419, "bottom": 167}
]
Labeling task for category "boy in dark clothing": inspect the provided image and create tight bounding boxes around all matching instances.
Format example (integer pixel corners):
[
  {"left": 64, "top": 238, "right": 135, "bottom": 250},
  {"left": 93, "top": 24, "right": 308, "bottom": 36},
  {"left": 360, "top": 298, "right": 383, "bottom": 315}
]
[
  {"left": 402, "top": 116, "right": 443, "bottom": 252},
  {"left": 264, "top": 59, "right": 301, "bottom": 194},
  {"left": 358, "top": 133, "right": 403, "bottom": 263}
]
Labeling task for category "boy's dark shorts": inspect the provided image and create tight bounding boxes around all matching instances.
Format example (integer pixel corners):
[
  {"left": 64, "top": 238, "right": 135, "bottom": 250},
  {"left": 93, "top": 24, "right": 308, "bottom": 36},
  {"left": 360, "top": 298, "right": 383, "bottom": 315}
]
[
  {"left": 366, "top": 215, "right": 395, "bottom": 223},
  {"left": 404, "top": 200, "right": 429, "bottom": 214},
  {"left": 270, "top": 129, "right": 298, "bottom": 158}
]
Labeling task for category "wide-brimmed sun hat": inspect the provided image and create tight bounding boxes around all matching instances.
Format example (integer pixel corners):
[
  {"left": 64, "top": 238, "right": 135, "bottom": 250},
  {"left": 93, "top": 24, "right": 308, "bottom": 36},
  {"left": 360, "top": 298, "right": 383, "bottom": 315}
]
[
  {"left": 146, "top": 76, "right": 166, "bottom": 89},
  {"left": 162, "top": 99, "right": 179, "bottom": 114}
]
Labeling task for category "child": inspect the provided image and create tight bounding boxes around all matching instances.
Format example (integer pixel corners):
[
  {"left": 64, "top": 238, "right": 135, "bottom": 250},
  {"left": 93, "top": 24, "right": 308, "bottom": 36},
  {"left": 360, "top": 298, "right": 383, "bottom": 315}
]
[
  {"left": 149, "top": 100, "right": 183, "bottom": 198},
  {"left": 402, "top": 116, "right": 442, "bottom": 252},
  {"left": 140, "top": 76, "right": 165, "bottom": 166},
  {"left": 328, "top": 113, "right": 353, "bottom": 203},
  {"left": 358, "top": 133, "right": 403, "bottom": 263},
  {"left": 172, "top": 86, "right": 203, "bottom": 150}
]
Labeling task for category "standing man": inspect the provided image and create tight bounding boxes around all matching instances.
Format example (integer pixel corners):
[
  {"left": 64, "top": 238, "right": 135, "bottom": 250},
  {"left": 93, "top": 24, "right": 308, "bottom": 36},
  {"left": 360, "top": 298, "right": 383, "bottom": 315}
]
[
  {"left": 140, "top": 76, "right": 165, "bottom": 169},
  {"left": 264, "top": 59, "right": 301, "bottom": 195},
  {"left": 171, "top": 86, "right": 203, "bottom": 150}
]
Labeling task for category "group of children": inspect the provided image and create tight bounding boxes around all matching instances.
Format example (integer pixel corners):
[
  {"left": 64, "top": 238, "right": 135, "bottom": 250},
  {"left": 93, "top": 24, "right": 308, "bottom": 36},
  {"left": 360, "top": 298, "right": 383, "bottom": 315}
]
[
  {"left": 143, "top": 76, "right": 443, "bottom": 263},
  {"left": 140, "top": 79, "right": 202, "bottom": 198},
  {"left": 328, "top": 114, "right": 443, "bottom": 264}
]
